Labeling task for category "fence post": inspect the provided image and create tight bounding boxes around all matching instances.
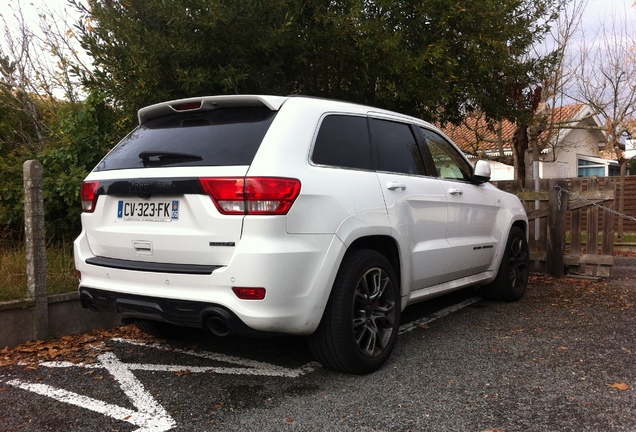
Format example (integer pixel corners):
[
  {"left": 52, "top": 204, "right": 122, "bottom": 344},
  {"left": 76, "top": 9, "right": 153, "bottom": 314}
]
[
  {"left": 546, "top": 180, "right": 568, "bottom": 277},
  {"left": 23, "top": 159, "right": 48, "bottom": 340}
]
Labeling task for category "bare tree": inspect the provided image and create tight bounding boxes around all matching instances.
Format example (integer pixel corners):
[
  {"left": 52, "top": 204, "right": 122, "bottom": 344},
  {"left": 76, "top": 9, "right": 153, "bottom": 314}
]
[
  {"left": 522, "top": 0, "right": 588, "bottom": 187},
  {"left": 570, "top": 5, "right": 636, "bottom": 240},
  {"left": 449, "top": 0, "right": 588, "bottom": 188},
  {"left": 0, "top": 0, "right": 87, "bottom": 152}
]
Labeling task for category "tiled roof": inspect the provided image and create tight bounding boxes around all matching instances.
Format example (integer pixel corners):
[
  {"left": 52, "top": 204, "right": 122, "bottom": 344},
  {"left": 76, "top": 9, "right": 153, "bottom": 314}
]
[{"left": 441, "top": 104, "right": 588, "bottom": 155}]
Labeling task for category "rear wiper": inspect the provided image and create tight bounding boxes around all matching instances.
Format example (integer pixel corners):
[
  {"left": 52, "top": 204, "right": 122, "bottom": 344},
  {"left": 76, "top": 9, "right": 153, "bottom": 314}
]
[{"left": 139, "top": 150, "right": 202, "bottom": 166}]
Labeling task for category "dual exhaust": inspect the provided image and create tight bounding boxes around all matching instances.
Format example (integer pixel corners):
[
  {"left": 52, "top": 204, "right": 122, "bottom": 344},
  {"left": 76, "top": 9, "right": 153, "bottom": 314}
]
[{"left": 80, "top": 288, "right": 239, "bottom": 337}]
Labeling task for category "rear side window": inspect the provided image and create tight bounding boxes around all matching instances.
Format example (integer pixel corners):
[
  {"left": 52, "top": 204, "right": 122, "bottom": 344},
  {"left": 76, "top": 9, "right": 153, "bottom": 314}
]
[
  {"left": 94, "top": 107, "right": 277, "bottom": 171},
  {"left": 372, "top": 119, "right": 427, "bottom": 176},
  {"left": 311, "top": 115, "right": 372, "bottom": 170}
]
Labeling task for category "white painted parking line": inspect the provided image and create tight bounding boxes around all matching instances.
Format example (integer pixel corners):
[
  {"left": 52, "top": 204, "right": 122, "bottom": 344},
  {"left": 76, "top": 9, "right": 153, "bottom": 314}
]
[
  {"left": 7, "top": 351, "right": 176, "bottom": 432},
  {"left": 2, "top": 299, "right": 477, "bottom": 431},
  {"left": 3, "top": 337, "right": 319, "bottom": 432},
  {"left": 398, "top": 296, "right": 481, "bottom": 335},
  {"left": 105, "top": 337, "right": 320, "bottom": 377},
  {"left": 5, "top": 379, "right": 174, "bottom": 432}
]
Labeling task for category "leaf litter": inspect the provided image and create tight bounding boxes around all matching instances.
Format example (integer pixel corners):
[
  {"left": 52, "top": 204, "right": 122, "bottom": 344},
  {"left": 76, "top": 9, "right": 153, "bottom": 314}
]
[{"left": 0, "top": 325, "right": 157, "bottom": 368}]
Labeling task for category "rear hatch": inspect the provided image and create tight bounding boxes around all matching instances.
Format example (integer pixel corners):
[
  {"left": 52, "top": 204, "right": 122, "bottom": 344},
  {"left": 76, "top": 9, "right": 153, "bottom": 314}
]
[{"left": 80, "top": 96, "right": 285, "bottom": 270}]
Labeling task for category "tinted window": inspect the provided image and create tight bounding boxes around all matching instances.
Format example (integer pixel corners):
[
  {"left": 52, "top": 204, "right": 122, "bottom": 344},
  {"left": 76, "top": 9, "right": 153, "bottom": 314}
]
[
  {"left": 94, "top": 107, "right": 276, "bottom": 171},
  {"left": 372, "top": 119, "right": 426, "bottom": 175},
  {"left": 419, "top": 128, "right": 472, "bottom": 181},
  {"left": 312, "top": 115, "right": 372, "bottom": 170}
]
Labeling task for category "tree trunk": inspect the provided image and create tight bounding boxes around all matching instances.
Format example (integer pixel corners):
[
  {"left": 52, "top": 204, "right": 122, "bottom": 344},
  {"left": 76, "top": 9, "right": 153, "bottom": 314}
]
[{"left": 512, "top": 125, "right": 528, "bottom": 188}]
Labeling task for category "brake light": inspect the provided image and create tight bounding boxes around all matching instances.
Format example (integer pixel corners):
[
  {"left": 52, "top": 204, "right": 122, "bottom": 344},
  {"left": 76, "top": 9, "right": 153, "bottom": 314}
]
[
  {"left": 200, "top": 177, "right": 301, "bottom": 215},
  {"left": 80, "top": 181, "right": 100, "bottom": 213},
  {"left": 171, "top": 101, "right": 202, "bottom": 111}
]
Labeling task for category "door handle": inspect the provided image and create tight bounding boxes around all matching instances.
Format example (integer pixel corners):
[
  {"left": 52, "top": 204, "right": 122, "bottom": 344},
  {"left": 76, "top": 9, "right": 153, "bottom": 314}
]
[
  {"left": 386, "top": 182, "right": 406, "bottom": 191},
  {"left": 448, "top": 188, "right": 463, "bottom": 195}
]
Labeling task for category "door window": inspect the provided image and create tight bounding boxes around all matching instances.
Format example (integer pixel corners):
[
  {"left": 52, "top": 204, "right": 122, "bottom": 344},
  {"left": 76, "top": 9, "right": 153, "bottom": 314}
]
[
  {"left": 419, "top": 128, "right": 472, "bottom": 181},
  {"left": 372, "top": 119, "right": 427, "bottom": 176}
]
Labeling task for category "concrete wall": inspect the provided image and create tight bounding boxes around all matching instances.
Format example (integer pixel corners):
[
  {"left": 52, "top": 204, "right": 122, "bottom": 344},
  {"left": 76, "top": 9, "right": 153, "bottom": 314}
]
[{"left": 0, "top": 293, "right": 121, "bottom": 348}]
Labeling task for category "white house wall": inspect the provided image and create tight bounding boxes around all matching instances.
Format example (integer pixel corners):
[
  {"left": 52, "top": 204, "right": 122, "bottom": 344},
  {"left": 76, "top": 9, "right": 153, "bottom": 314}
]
[
  {"left": 486, "top": 127, "right": 604, "bottom": 181},
  {"left": 541, "top": 128, "right": 601, "bottom": 179},
  {"left": 489, "top": 161, "right": 516, "bottom": 181}
]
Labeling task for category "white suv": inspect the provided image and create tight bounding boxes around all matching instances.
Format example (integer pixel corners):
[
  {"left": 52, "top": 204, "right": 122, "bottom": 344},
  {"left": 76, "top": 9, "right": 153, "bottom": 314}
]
[{"left": 74, "top": 95, "right": 529, "bottom": 374}]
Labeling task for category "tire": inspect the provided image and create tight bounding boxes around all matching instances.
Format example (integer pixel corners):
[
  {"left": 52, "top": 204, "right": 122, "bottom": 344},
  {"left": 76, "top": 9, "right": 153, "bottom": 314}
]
[
  {"left": 484, "top": 226, "right": 529, "bottom": 302},
  {"left": 308, "top": 249, "right": 400, "bottom": 374},
  {"left": 134, "top": 319, "right": 193, "bottom": 339}
]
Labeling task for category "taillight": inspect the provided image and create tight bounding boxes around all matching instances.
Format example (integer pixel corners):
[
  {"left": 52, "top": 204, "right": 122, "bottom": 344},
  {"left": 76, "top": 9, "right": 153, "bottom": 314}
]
[
  {"left": 199, "top": 177, "right": 301, "bottom": 215},
  {"left": 80, "top": 181, "right": 100, "bottom": 213}
]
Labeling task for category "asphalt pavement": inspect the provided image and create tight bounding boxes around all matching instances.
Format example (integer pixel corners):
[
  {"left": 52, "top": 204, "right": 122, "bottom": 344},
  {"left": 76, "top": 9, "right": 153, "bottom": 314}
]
[{"left": 0, "top": 258, "right": 635, "bottom": 431}]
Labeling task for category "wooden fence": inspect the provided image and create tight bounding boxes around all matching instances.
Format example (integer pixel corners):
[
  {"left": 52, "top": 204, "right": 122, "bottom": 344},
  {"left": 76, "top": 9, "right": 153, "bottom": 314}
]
[{"left": 494, "top": 177, "right": 616, "bottom": 277}]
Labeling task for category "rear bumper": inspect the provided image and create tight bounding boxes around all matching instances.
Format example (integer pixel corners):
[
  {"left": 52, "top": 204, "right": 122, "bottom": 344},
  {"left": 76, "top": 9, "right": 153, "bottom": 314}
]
[
  {"left": 79, "top": 287, "right": 258, "bottom": 336},
  {"left": 74, "top": 230, "right": 346, "bottom": 335}
]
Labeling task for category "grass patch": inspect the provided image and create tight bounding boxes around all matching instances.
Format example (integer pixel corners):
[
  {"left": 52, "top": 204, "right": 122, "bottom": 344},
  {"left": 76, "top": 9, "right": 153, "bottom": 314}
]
[
  {"left": 565, "top": 232, "right": 636, "bottom": 244},
  {"left": 0, "top": 242, "right": 77, "bottom": 303}
]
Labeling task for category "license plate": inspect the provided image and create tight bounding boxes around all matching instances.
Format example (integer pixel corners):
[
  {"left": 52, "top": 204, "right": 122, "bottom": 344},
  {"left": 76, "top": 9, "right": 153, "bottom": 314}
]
[{"left": 117, "top": 200, "right": 179, "bottom": 222}]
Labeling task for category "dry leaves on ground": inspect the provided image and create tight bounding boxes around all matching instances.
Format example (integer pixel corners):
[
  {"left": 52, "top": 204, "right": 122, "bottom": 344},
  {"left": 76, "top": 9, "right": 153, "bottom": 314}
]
[
  {"left": 608, "top": 383, "right": 630, "bottom": 391},
  {"left": 0, "top": 325, "right": 156, "bottom": 368}
]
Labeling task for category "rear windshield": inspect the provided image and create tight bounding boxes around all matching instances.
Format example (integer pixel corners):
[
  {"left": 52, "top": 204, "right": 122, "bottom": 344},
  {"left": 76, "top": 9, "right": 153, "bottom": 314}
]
[{"left": 94, "top": 106, "right": 277, "bottom": 171}]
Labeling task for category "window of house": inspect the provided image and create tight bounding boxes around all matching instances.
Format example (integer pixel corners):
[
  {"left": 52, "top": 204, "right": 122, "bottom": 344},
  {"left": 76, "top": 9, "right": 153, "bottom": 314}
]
[{"left": 578, "top": 157, "right": 607, "bottom": 177}]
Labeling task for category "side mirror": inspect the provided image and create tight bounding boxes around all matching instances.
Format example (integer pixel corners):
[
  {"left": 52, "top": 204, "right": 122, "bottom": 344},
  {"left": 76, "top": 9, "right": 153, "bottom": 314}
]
[{"left": 473, "top": 160, "right": 491, "bottom": 184}]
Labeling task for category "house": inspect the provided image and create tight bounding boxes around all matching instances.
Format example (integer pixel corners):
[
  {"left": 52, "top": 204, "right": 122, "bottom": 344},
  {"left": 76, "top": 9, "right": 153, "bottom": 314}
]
[{"left": 441, "top": 104, "right": 616, "bottom": 181}]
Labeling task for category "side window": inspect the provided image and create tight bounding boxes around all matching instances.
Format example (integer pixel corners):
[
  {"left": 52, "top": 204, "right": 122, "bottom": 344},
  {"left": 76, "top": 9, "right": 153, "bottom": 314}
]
[
  {"left": 419, "top": 128, "right": 472, "bottom": 181},
  {"left": 372, "top": 119, "right": 427, "bottom": 176},
  {"left": 312, "top": 115, "right": 372, "bottom": 170}
]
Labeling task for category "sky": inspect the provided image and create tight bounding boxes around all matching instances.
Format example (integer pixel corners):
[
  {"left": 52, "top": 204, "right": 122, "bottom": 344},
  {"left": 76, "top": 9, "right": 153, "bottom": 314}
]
[
  {"left": 1, "top": 0, "right": 634, "bottom": 99},
  {"left": 9, "top": 0, "right": 635, "bottom": 35},
  {"left": 5, "top": 0, "right": 635, "bottom": 48},
  {"left": 579, "top": 0, "right": 635, "bottom": 37},
  {"left": 583, "top": 0, "right": 635, "bottom": 22}
]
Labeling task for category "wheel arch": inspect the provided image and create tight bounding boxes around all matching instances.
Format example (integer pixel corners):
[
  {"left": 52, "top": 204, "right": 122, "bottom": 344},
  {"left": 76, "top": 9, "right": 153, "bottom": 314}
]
[
  {"left": 345, "top": 235, "right": 402, "bottom": 291},
  {"left": 512, "top": 219, "right": 528, "bottom": 239}
]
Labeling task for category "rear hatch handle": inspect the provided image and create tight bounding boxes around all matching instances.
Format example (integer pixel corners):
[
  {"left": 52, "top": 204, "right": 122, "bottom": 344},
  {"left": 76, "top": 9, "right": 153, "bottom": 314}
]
[{"left": 133, "top": 241, "right": 153, "bottom": 256}]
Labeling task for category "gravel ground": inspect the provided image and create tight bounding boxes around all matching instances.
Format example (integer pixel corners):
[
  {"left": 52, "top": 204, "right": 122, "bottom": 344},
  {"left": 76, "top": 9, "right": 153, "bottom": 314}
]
[{"left": 0, "top": 258, "right": 635, "bottom": 431}]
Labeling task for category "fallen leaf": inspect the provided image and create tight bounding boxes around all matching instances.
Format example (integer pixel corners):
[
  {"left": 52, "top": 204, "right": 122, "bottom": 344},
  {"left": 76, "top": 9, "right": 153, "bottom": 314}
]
[
  {"left": 559, "top": 346, "right": 569, "bottom": 351},
  {"left": 608, "top": 383, "right": 629, "bottom": 391},
  {"left": 0, "top": 325, "right": 157, "bottom": 368},
  {"left": 286, "top": 417, "right": 294, "bottom": 423},
  {"left": 176, "top": 369, "right": 192, "bottom": 376}
]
